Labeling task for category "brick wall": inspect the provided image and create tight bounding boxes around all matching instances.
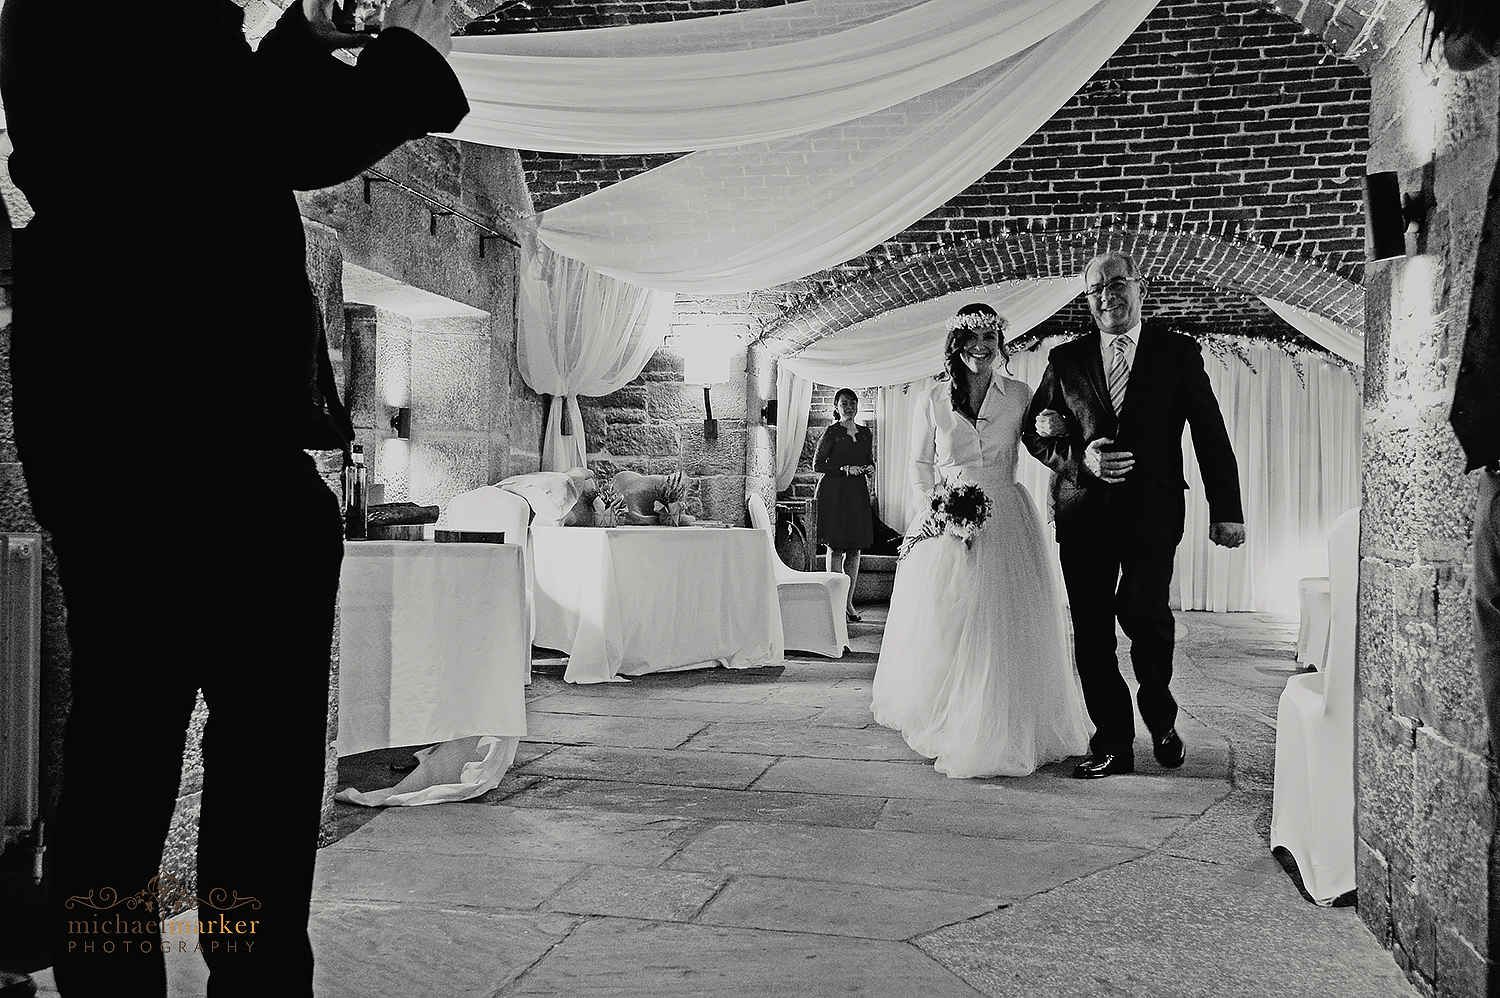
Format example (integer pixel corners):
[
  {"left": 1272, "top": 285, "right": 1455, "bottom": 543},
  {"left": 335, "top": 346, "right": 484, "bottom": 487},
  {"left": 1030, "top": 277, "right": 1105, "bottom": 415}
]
[{"left": 1358, "top": 3, "right": 1497, "bottom": 995}]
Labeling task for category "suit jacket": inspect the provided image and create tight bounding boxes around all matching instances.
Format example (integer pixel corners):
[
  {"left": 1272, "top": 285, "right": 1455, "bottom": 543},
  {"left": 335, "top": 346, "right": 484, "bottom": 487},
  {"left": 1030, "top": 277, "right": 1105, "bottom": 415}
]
[{"left": 1022, "top": 322, "right": 1244, "bottom": 548}]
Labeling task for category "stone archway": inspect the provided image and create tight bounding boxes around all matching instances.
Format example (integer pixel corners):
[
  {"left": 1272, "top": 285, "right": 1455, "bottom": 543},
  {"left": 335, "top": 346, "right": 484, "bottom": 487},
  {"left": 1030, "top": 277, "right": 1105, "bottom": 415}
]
[{"left": 756, "top": 226, "right": 1363, "bottom": 357}]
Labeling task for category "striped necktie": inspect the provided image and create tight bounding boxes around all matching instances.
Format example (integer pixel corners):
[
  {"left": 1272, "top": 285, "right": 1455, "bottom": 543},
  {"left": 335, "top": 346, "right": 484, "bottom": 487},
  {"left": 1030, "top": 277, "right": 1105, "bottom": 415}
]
[{"left": 1107, "top": 334, "right": 1131, "bottom": 414}]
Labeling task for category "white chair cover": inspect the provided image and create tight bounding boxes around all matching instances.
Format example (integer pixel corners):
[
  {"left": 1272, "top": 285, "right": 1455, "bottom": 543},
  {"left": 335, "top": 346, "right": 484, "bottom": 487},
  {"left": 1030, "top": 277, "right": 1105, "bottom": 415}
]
[
  {"left": 442, "top": 486, "right": 537, "bottom": 650},
  {"left": 749, "top": 494, "right": 850, "bottom": 658},
  {"left": 1295, "top": 576, "right": 1332, "bottom": 668},
  {"left": 1270, "top": 506, "right": 1360, "bottom": 904}
]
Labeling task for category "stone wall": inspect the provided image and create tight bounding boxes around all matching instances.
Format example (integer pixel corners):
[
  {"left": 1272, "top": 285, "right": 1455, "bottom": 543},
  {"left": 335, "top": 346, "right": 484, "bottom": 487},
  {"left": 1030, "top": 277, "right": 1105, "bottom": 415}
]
[
  {"left": 574, "top": 299, "right": 763, "bottom": 525},
  {"left": 1357, "top": 4, "right": 1498, "bottom": 995}
]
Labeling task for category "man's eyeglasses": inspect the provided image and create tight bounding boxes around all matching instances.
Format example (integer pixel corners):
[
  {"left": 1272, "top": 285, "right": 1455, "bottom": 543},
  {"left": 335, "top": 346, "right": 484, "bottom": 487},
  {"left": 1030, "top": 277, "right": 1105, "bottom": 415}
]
[{"left": 1084, "top": 278, "right": 1136, "bottom": 299}]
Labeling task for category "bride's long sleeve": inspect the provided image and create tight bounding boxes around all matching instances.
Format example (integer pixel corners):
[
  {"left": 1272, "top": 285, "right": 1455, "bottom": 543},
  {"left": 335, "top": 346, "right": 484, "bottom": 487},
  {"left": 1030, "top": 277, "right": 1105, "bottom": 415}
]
[{"left": 908, "top": 390, "right": 937, "bottom": 504}]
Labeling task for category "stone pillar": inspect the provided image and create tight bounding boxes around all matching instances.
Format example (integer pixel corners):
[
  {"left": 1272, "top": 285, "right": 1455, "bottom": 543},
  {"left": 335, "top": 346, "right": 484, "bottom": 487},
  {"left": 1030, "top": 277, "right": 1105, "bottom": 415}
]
[{"left": 1358, "top": 6, "right": 1497, "bottom": 995}]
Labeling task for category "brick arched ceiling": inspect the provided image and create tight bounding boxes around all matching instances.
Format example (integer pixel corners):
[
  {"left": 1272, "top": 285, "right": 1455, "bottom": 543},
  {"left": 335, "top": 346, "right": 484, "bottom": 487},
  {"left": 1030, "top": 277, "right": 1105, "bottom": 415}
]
[
  {"left": 464, "top": 0, "right": 1379, "bottom": 352},
  {"left": 756, "top": 226, "right": 1361, "bottom": 356}
]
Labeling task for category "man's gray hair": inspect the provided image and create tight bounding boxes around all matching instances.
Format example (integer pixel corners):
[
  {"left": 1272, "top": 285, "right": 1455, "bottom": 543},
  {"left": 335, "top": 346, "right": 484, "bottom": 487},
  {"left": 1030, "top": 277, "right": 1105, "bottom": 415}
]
[{"left": 1083, "top": 251, "right": 1142, "bottom": 283}]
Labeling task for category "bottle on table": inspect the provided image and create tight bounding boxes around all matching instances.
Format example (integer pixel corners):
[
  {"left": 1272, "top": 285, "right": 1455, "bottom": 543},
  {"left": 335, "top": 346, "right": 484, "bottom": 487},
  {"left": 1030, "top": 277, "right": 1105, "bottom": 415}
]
[{"left": 343, "top": 444, "right": 368, "bottom": 540}]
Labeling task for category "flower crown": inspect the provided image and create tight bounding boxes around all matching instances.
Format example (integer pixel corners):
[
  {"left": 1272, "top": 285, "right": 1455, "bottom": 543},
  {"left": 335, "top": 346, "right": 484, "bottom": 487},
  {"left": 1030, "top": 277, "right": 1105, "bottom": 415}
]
[{"left": 947, "top": 311, "right": 1006, "bottom": 333}]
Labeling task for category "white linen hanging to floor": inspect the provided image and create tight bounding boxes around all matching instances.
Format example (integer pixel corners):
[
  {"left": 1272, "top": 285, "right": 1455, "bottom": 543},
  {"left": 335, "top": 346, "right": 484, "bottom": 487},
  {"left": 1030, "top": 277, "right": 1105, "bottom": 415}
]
[
  {"left": 446, "top": 0, "right": 1109, "bottom": 153},
  {"left": 535, "top": 0, "right": 1158, "bottom": 293},
  {"left": 516, "top": 224, "right": 676, "bottom": 470},
  {"left": 775, "top": 365, "right": 817, "bottom": 492},
  {"left": 1178, "top": 345, "right": 1361, "bottom": 613}
]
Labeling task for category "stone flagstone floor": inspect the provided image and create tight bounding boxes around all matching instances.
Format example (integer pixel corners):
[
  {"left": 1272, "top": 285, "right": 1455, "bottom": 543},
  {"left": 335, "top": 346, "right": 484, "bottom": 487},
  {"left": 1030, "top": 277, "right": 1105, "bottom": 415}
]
[{"left": 29, "top": 611, "right": 1418, "bottom": 997}]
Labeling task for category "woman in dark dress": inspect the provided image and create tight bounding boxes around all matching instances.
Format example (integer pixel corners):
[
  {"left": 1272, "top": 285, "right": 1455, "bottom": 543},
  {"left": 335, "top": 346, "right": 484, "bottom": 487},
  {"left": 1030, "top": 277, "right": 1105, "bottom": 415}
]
[{"left": 815, "top": 387, "right": 875, "bottom": 621}]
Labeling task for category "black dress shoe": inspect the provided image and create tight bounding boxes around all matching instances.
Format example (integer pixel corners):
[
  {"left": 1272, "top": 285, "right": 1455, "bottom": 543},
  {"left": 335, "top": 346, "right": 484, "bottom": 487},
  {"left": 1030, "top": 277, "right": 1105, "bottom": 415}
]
[
  {"left": 1072, "top": 752, "right": 1134, "bottom": 779},
  {"left": 1154, "top": 728, "right": 1186, "bottom": 769}
]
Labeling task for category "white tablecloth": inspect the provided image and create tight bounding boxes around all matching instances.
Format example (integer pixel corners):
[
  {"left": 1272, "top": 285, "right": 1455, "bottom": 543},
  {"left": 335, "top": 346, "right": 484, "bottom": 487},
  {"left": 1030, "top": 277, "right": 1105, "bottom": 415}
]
[
  {"left": 531, "top": 525, "right": 784, "bottom": 684},
  {"left": 335, "top": 541, "right": 529, "bottom": 805}
]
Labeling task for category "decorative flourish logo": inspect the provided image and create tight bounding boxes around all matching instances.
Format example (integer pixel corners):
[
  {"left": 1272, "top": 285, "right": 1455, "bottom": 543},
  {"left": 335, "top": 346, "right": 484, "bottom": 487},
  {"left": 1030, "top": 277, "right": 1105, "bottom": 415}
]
[{"left": 65, "top": 873, "right": 262, "bottom": 956}]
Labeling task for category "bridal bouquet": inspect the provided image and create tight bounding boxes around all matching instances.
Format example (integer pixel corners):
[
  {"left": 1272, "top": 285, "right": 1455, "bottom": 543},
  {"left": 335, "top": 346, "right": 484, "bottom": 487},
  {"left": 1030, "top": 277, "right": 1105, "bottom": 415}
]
[{"left": 898, "top": 480, "right": 992, "bottom": 560}]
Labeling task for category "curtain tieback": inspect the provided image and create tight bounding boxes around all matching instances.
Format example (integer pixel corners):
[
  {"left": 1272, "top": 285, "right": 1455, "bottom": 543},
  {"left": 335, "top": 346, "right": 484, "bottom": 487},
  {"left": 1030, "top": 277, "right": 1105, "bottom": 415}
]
[{"left": 559, "top": 395, "right": 573, "bottom": 436}]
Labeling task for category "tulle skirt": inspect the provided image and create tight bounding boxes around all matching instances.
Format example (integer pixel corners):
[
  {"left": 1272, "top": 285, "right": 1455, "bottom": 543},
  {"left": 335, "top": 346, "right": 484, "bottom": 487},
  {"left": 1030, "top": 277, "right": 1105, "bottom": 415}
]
[{"left": 872, "top": 480, "right": 1091, "bottom": 778}]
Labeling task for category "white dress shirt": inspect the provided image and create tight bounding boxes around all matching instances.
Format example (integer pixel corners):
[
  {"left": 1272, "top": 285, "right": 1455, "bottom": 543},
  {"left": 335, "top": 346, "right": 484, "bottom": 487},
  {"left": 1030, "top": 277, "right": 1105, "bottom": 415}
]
[
  {"left": 1100, "top": 320, "right": 1143, "bottom": 379},
  {"left": 908, "top": 376, "right": 1029, "bottom": 503}
]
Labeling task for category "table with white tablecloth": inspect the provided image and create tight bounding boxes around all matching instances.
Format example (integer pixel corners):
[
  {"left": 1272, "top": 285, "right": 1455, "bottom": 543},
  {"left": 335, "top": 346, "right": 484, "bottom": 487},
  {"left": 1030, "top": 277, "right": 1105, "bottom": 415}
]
[
  {"left": 530, "top": 525, "right": 784, "bottom": 684},
  {"left": 335, "top": 541, "right": 529, "bottom": 805}
]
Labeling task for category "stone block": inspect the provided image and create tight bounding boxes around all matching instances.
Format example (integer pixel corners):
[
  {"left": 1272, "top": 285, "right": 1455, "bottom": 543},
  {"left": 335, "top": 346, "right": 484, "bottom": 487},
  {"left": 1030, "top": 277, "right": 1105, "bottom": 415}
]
[
  {"left": 1435, "top": 926, "right": 1490, "bottom": 998},
  {"left": 679, "top": 422, "right": 748, "bottom": 478},
  {"left": 1357, "top": 699, "right": 1416, "bottom": 866},
  {"left": 1356, "top": 836, "right": 1393, "bottom": 946},
  {"left": 579, "top": 405, "right": 608, "bottom": 442},
  {"left": 604, "top": 423, "right": 681, "bottom": 458},
  {"left": 1364, "top": 262, "right": 1391, "bottom": 410},
  {"left": 696, "top": 475, "right": 749, "bottom": 525},
  {"left": 593, "top": 385, "right": 647, "bottom": 410},
  {"left": 1390, "top": 875, "right": 1437, "bottom": 989},
  {"left": 410, "top": 324, "right": 490, "bottom": 432},
  {"left": 407, "top": 435, "right": 490, "bottom": 508},
  {"left": 640, "top": 349, "right": 684, "bottom": 377},
  {"left": 646, "top": 382, "right": 690, "bottom": 422},
  {"left": 1361, "top": 557, "right": 1396, "bottom": 712},
  {"left": 1411, "top": 729, "right": 1492, "bottom": 946},
  {"left": 597, "top": 406, "right": 644, "bottom": 427},
  {"left": 1426, "top": 563, "right": 1486, "bottom": 752},
  {"left": 1362, "top": 424, "right": 1472, "bottom": 561}
]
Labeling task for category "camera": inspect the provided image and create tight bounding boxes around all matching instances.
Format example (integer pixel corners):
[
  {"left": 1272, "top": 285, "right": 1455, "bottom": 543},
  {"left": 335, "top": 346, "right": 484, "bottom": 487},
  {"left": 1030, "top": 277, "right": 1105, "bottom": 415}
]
[{"left": 332, "top": 0, "right": 387, "bottom": 34}]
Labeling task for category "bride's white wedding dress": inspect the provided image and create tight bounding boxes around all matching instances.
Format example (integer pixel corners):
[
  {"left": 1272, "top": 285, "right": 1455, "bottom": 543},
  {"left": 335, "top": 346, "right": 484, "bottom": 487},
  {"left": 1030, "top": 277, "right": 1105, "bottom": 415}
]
[{"left": 872, "top": 377, "right": 1091, "bottom": 778}]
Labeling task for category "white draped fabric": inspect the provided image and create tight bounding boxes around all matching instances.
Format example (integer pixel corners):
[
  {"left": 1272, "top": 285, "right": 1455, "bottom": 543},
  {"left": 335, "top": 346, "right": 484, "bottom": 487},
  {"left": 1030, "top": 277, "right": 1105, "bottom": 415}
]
[
  {"left": 532, "top": 0, "right": 1159, "bottom": 292},
  {"left": 1178, "top": 344, "right": 1362, "bottom": 613},
  {"left": 516, "top": 225, "right": 676, "bottom": 471},
  {"left": 775, "top": 365, "right": 816, "bottom": 492},
  {"left": 875, "top": 376, "right": 937, "bottom": 532},
  {"left": 781, "top": 279, "right": 1085, "bottom": 387},
  {"left": 1259, "top": 297, "right": 1366, "bottom": 367},
  {"left": 446, "top": 0, "right": 1114, "bottom": 154}
]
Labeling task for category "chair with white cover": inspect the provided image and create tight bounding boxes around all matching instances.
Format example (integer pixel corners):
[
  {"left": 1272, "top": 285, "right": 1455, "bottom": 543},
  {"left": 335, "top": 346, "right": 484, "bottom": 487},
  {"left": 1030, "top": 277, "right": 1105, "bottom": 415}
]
[
  {"left": 1295, "top": 576, "right": 1332, "bottom": 669},
  {"left": 443, "top": 486, "right": 536, "bottom": 650},
  {"left": 747, "top": 494, "right": 849, "bottom": 658},
  {"left": 1271, "top": 506, "right": 1360, "bottom": 904}
]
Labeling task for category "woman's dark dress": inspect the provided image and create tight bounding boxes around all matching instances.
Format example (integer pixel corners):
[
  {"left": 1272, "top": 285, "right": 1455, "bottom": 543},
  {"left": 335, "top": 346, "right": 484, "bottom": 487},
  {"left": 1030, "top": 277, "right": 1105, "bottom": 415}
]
[{"left": 814, "top": 422, "right": 875, "bottom": 549}]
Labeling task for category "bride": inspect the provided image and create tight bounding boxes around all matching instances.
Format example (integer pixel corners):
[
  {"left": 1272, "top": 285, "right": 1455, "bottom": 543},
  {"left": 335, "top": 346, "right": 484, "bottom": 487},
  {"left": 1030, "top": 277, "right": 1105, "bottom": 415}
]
[{"left": 871, "top": 303, "right": 1091, "bottom": 778}]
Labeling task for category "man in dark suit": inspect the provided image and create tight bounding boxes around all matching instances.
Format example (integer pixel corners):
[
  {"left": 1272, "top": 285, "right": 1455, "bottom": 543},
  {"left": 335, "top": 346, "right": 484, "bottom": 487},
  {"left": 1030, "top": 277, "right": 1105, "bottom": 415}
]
[{"left": 1023, "top": 251, "right": 1245, "bottom": 779}]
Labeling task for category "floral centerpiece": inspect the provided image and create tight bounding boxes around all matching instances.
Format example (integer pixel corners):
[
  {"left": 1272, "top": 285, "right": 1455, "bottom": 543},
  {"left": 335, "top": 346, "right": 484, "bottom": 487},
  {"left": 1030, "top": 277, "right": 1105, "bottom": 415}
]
[
  {"left": 898, "top": 479, "right": 992, "bottom": 560},
  {"left": 590, "top": 478, "right": 625, "bottom": 527},
  {"left": 652, "top": 470, "right": 689, "bottom": 527}
]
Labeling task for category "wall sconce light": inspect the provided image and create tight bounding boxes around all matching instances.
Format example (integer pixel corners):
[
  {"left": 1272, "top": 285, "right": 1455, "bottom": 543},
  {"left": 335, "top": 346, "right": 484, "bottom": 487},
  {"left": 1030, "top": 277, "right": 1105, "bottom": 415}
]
[
  {"left": 1363, "top": 168, "right": 1433, "bottom": 262},
  {"left": 682, "top": 335, "right": 734, "bottom": 441},
  {"left": 761, "top": 399, "right": 778, "bottom": 426},
  {"left": 389, "top": 406, "right": 411, "bottom": 439}
]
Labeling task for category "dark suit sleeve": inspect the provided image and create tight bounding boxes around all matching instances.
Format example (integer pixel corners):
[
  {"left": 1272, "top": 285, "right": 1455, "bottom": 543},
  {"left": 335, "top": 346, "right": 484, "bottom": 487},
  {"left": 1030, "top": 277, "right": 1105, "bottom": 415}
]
[
  {"left": 252, "top": 4, "right": 470, "bottom": 191},
  {"left": 813, "top": 427, "right": 837, "bottom": 474},
  {"left": 1023, "top": 357, "right": 1085, "bottom": 485},
  {"left": 1181, "top": 341, "right": 1245, "bottom": 523}
]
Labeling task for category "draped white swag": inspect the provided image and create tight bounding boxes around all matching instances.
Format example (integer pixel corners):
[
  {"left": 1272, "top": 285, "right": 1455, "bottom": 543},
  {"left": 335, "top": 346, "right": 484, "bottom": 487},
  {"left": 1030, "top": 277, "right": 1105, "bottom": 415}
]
[{"left": 516, "top": 225, "right": 676, "bottom": 471}]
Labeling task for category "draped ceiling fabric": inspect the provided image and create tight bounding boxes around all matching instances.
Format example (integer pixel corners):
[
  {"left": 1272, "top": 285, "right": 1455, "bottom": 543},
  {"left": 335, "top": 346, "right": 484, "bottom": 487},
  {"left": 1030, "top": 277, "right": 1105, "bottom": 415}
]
[
  {"left": 516, "top": 224, "right": 676, "bottom": 471},
  {"left": 446, "top": 0, "right": 1108, "bottom": 153},
  {"left": 531, "top": 0, "right": 1160, "bottom": 293},
  {"left": 1259, "top": 297, "right": 1365, "bottom": 366}
]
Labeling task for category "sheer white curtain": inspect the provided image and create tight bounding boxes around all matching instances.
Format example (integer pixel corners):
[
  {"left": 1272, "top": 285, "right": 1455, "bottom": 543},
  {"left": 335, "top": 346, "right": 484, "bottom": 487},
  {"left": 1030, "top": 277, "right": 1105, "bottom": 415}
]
[
  {"left": 533, "top": 0, "right": 1159, "bottom": 292},
  {"left": 447, "top": 0, "right": 1112, "bottom": 153},
  {"left": 516, "top": 224, "right": 676, "bottom": 471},
  {"left": 875, "top": 377, "right": 937, "bottom": 532},
  {"left": 1177, "top": 345, "right": 1361, "bottom": 612},
  {"left": 774, "top": 365, "right": 815, "bottom": 492}
]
